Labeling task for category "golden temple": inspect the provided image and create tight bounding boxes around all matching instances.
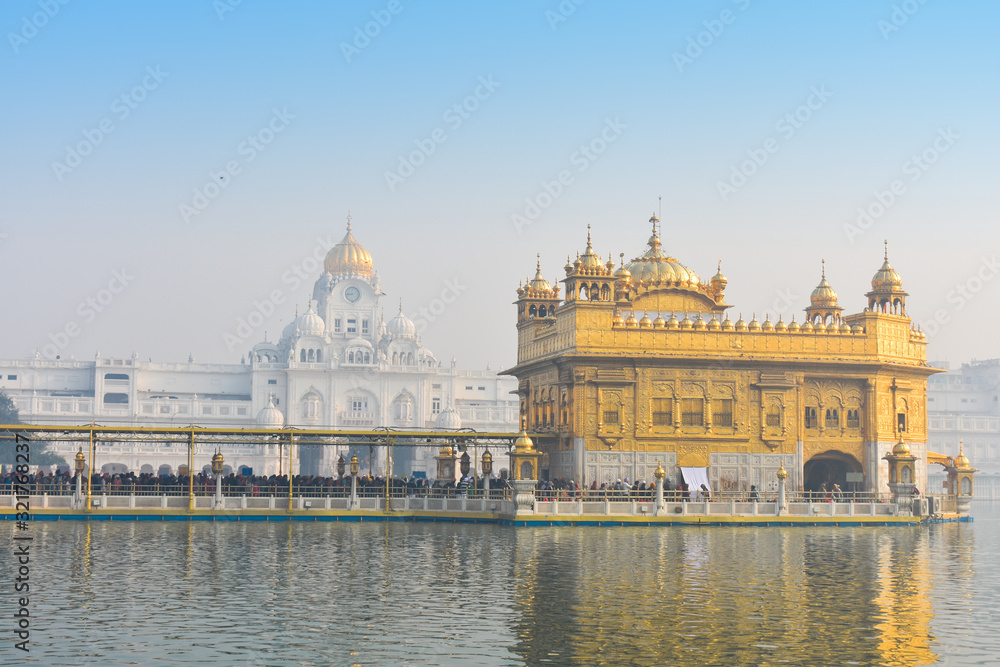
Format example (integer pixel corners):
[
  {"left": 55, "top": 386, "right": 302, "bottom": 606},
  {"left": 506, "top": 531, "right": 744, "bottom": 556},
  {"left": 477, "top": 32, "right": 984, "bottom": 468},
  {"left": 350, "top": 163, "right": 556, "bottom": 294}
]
[{"left": 506, "top": 215, "right": 968, "bottom": 497}]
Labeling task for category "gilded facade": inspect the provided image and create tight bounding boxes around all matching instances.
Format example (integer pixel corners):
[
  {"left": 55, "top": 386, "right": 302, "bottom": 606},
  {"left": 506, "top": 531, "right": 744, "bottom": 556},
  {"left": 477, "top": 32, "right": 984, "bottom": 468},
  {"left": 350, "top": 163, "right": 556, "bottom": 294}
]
[{"left": 506, "top": 217, "right": 937, "bottom": 494}]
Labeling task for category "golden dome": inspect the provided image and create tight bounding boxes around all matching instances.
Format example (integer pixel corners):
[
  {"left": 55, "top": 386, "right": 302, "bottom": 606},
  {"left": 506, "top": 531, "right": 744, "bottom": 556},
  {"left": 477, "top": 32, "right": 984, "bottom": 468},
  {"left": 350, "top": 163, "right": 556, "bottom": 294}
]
[
  {"left": 527, "top": 254, "right": 552, "bottom": 293},
  {"left": 625, "top": 312, "right": 638, "bottom": 327},
  {"left": 707, "top": 316, "right": 721, "bottom": 330},
  {"left": 801, "top": 319, "right": 814, "bottom": 332},
  {"left": 514, "top": 431, "right": 535, "bottom": 452},
  {"left": 734, "top": 313, "right": 747, "bottom": 331},
  {"left": 892, "top": 435, "right": 910, "bottom": 456},
  {"left": 577, "top": 225, "right": 605, "bottom": 272},
  {"left": 625, "top": 216, "right": 700, "bottom": 288},
  {"left": 654, "top": 461, "right": 666, "bottom": 480},
  {"left": 872, "top": 258, "right": 903, "bottom": 290},
  {"left": 680, "top": 314, "right": 694, "bottom": 329},
  {"left": 711, "top": 260, "right": 728, "bottom": 291},
  {"left": 776, "top": 463, "right": 788, "bottom": 481},
  {"left": 774, "top": 316, "right": 787, "bottom": 332},
  {"left": 653, "top": 314, "right": 666, "bottom": 328},
  {"left": 954, "top": 441, "right": 970, "bottom": 469},
  {"left": 748, "top": 313, "right": 761, "bottom": 331},
  {"left": 614, "top": 252, "right": 631, "bottom": 280},
  {"left": 810, "top": 261, "right": 838, "bottom": 308},
  {"left": 787, "top": 317, "right": 800, "bottom": 332},
  {"left": 324, "top": 214, "right": 374, "bottom": 277},
  {"left": 639, "top": 312, "right": 653, "bottom": 328},
  {"left": 612, "top": 310, "right": 624, "bottom": 327},
  {"left": 667, "top": 313, "right": 680, "bottom": 329},
  {"left": 693, "top": 315, "right": 708, "bottom": 330},
  {"left": 720, "top": 315, "right": 733, "bottom": 331}
]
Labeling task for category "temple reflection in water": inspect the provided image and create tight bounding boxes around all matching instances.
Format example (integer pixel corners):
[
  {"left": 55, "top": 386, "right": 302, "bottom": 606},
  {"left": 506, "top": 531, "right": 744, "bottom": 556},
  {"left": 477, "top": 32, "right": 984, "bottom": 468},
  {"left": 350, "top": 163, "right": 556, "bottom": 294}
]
[{"left": 509, "top": 525, "right": 955, "bottom": 666}]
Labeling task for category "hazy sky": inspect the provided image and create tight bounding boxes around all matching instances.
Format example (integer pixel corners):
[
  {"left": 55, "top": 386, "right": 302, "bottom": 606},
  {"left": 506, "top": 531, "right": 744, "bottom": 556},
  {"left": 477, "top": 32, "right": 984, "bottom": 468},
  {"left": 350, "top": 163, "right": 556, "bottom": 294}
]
[{"left": 2, "top": 1, "right": 997, "bottom": 370}]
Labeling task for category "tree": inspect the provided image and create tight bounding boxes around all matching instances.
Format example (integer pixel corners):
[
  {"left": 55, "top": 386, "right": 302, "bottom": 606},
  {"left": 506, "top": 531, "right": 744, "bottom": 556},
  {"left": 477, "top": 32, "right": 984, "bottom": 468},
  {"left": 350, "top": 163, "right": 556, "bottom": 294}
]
[{"left": 0, "top": 391, "right": 67, "bottom": 467}]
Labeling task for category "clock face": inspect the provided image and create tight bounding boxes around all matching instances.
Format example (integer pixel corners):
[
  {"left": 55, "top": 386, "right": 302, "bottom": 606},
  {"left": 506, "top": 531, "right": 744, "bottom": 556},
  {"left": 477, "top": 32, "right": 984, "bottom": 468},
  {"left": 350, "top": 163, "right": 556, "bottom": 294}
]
[{"left": 344, "top": 286, "right": 361, "bottom": 303}]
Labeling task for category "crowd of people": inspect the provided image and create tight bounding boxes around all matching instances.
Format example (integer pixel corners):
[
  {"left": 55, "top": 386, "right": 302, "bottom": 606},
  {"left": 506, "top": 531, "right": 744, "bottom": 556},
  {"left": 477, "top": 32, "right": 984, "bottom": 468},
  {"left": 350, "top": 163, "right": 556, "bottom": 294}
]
[{"left": 0, "top": 468, "right": 512, "bottom": 498}]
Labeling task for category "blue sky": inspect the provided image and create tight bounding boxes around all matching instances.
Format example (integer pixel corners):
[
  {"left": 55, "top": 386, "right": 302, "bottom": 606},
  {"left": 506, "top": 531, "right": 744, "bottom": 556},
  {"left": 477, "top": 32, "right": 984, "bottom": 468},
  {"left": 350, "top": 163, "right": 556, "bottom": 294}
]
[{"left": 1, "top": 0, "right": 997, "bottom": 368}]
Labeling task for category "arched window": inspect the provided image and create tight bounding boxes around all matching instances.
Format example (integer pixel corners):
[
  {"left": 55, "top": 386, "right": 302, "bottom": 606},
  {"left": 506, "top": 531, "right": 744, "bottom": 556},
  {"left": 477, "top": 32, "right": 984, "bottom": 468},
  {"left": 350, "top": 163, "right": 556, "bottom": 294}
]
[
  {"left": 601, "top": 284, "right": 611, "bottom": 301},
  {"left": 579, "top": 284, "right": 588, "bottom": 300},
  {"left": 538, "top": 305, "right": 546, "bottom": 317},
  {"left": 307, "top": 349, "right": 315, "bottom": 362},
  {"left": 302, "top": 393, "right": 320, "bottom": 422},
  {"left": 300, "top": 349, "right": 306, "bottom": 362},
  {"left": 348, "top": 351, "right": 355, "bottom": 364},
  {"left": 392, "top": 352, "right": 398, "bottom": 365},
  {"left": 364, "top": 352, "right": 371, "bottom": 364},
  {"left": 316, "top": 350, "right": 322, "bottom": 363},
  {"left": 529, "top": 304, "right": 537, "bottom": 317},
  {"left": 590, "top": 283, "right": 599, "bottom": 300},
  {"left": 825, "top": 408, "right": 839, "bottom": 429},
  {"left": 407, "top": 352, "right": 413, "bottom": 365}
]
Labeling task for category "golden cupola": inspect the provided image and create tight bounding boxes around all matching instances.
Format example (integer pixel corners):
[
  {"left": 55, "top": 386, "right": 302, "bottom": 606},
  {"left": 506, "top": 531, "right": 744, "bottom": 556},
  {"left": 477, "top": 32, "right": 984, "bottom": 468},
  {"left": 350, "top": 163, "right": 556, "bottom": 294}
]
[
  {"left": 866, "top": 241, "right": 908, "bottom": 316},
  {"left": 805, "top": 260, "right": 843, "bottom": 326},
  {"left": 324, "top": 213, "right": 374, "bottom": 277}
]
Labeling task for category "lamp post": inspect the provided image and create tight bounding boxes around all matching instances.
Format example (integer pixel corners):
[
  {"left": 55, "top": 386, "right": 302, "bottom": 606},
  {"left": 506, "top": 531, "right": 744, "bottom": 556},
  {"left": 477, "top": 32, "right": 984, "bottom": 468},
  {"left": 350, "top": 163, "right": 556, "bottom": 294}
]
[
  {"left": 337, "top": 454, "right": 346, "bottom": 480},
  {"left": 776, "top": 463, "right": 788, "bottom": 515},
  {"left": 212, "top": 450, "right": 224, "bottom": 510},
  {"left": 654, "top": 460, "right": 666, "bottom": 516},
  {"left": 349, "top": 452, "right": 360, "bottom": 510},
  {"left": 481, "top": 450, "right": 493, "bottom": 500},
  {"left": 74, "top": 448, "right": 85, "bottom": 510}
]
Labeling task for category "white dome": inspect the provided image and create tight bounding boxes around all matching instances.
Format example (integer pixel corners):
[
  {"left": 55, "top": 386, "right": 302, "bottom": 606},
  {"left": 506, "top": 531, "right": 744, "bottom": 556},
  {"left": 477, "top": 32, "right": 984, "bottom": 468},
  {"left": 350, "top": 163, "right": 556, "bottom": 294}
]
[
  {"left": 256, "top": 397, "right": 285, "bottom": 428},
  {"left": 388, "top": 306, "right": 416, "bottom": 338},
  {"left": 436, "top": 405, "right": 462, "bottom": 429},
  {"left": 346, "top": 337, "right": 373, "bottom": 350},
  {"left": 294, "top": 305, "right": 326, "bottom": 337}
]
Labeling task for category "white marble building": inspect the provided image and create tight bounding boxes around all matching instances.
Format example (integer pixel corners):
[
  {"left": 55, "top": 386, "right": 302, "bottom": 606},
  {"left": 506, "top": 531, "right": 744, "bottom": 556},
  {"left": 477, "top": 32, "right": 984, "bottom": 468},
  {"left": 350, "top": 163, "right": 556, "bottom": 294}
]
[{"left": 0, "top": 219, "right": 518, "bottom": 477}]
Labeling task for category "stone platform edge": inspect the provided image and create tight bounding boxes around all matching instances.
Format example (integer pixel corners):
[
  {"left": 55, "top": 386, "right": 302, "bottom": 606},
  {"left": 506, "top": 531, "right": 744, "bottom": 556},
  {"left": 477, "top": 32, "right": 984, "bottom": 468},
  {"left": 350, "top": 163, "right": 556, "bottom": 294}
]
[{"left": 2, "top": 509, "right": 971, "bottom": 526}]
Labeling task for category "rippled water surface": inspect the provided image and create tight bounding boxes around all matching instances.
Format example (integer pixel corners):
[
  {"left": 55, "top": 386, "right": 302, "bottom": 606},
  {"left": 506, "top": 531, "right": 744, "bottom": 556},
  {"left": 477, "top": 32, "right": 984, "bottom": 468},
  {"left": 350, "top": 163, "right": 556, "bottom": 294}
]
[{"left": 2, "top": 508, "right": 998, "bottom": 665}]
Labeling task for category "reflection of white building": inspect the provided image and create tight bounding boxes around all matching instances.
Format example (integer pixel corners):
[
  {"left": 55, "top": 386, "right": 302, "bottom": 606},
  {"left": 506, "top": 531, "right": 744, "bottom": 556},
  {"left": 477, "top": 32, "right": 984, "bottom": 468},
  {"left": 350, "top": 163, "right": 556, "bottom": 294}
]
[
  {"left": 927, "top": 359, "right": 1000, "bottom": 500},
  {"left": 0, "top": 218, "right": 518, "bottom": 477}
]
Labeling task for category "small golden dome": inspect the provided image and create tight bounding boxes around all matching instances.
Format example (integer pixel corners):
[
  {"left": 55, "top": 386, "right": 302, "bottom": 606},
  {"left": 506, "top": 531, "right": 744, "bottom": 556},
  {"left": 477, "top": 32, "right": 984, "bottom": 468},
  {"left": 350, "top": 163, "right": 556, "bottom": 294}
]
[
  {"left": 892, "top": 436, "right": 910, "bottom": 456},
  {"left": 801, "top": 319, "right": 814, "bottom": 332},
  {"left": 851, "top": 323, "right": 864, "bottom": 334},
  {"left": 514, "top": 431, "right": 535, "bottom": 452},
  {"left": 693, "top": 315, "right": 707, "bottom": 330},
  {"left": 734, "top": 313, "right": 747, "bottom": 331},
  {"left": 954, "top": 441, "right": 970, "bottom": 469},
  {"left": 639, "top": 312, "right": 653, "bottom": 328},
  {"left": 654, "top": 461, "right": 666, "bottom": 480},
  {"left": 810, "top": 261, "right": 838, "bottom": 308},
  {"left": 839, "top": 321, "right": 852, "bottom": 334},
  {"left": 680, "top": 314, "right": 694, "bottom": 329},
  {"left": 625, "top": 312, "right": 638, "bottom": 327},
  {"left": 653, "top": 314, "right": 666, "bottom": 328},
  {"left": 872, "top": 242, "right": 903, "bottom": 290},
  {"left": 776, "top": 464, "right": 789, "bottom": 481},
  {"left": 325, "top": 214, "right": 374, "bottom": 277},
  {"left": 527, "top": 254, "right": 551, "bottom": 293},
  {"left": 787, "top": 317, "right": 800, "bottom": 332},
  {"left": 774, "top": 316, "right": 787, "bottom": 332},
  {"left": 613, "top": 310, "right": 624, "bottom": 327},
  {"left": 624, "top": 216, "right": 701, "bottom": 288},
  {"left": 614, "top": 252, "right": 631, "bottom": 280},
  {"left": 720, "top": 315, "right": 734, "bottom": 331},
  {"left": 711, "top": 260, "right": 728, "bottom": 291},
  {"left": 667, "top": 313, "right": 680, "bottom": 329},
  {"left": 707, "top": 316, "right": 721, "bottom": 330},
  {"left": 577, "top": 225, "right": 605, "bottom": 272}
]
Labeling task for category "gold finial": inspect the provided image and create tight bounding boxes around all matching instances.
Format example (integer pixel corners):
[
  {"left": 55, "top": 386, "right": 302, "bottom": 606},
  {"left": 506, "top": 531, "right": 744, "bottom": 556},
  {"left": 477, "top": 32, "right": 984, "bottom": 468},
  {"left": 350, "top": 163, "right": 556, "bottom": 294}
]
[
  {"left": 536, "top": 253, "right": 542, "bottom": 272},
  {"left": 586, "top": 224, "right": 592, "bottom": 248},
  {"left": 821, "top": 259, "right": 826, "bottom": 279},
  {"left": 346, "top": 210, "right": 352, "bottom": 232},
  {"left": 718, "top": 259, "right": 722, "bottom": 271},
  {"left": 884, "top": 239, "right": 889, "bottom": 260}
]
